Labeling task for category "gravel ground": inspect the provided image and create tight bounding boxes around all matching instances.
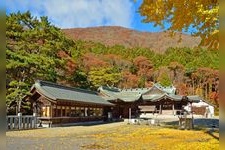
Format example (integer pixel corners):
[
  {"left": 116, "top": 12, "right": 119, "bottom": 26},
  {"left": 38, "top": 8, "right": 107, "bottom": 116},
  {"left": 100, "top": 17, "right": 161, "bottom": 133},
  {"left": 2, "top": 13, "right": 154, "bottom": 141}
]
[{"left": 7, "top": 122, "right": 126, "bottom": 150}]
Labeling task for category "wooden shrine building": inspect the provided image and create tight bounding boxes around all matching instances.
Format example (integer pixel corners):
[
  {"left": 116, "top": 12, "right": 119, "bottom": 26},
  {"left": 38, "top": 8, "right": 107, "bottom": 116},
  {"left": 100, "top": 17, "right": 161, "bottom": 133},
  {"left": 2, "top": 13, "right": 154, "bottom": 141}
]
[
  {"left": 26, "top": 80, "right": 204, "bottom": 125},
  {"left": 98, "top": 83, "right": 201, "bottom": 119},
  {"left": 26, "top": 80, "right": 114, "bottom": 125}
]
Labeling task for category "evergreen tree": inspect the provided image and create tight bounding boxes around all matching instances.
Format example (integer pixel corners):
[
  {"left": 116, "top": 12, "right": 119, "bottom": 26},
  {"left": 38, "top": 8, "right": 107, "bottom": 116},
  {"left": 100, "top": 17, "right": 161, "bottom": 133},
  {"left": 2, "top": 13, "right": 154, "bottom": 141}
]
[{"left": 6, "top": 11, "right": 75, "bottom": 114}]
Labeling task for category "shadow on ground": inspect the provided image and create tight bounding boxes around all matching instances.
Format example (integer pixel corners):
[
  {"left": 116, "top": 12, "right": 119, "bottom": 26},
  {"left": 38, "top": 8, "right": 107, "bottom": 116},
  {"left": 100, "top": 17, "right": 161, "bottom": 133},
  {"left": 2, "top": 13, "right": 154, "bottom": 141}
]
[{"left": 52, "top": 119, "right": 125, "bottom": 127}]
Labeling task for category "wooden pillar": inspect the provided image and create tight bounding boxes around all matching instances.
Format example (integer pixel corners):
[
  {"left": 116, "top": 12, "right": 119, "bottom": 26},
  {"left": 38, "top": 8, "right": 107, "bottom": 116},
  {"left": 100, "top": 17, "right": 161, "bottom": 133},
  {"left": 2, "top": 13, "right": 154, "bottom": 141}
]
[
  {"left": 69, "top": 106, "right": 71, "bottom": 117},
  {"left": 46, "top": 106, "right": 50, "bottom": 117},
  {"left": 191, "top": 102, "right": 194, "bottom": 129},
  {"left": 50, "top": 105, "right": 53, "bottom": 118},
  {"left": 172, "top": 104, "right": 175, "bottom": 115},
  {"left": 159, "top": 104, "right": 162, "bottom": 114},
  {"left": 129, "top": 108, "right": 131, "bottom": 123},
  {"left": 60, "top": 106, "right": 62, "bottom": 117},
  {"left": 85, "top": 107, "right": 88, "bottom": 117}
]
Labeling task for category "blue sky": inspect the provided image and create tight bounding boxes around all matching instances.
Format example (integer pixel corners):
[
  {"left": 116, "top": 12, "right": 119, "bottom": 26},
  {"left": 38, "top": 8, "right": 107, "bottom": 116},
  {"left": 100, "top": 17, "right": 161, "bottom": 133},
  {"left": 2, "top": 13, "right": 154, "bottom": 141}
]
[{"left": 6, "top": 0, "right": 171, "bottom": 33}]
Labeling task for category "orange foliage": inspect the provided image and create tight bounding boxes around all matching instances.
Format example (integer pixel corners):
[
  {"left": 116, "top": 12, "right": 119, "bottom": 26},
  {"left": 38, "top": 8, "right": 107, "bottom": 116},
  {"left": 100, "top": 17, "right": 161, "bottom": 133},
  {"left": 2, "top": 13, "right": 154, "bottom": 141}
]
[
  {"left": 209, "top": 91, "right": 219, "bottom": 105},
  {"left": 81, "top": 53, "right": 109, "bottom": 71},
  {"left": 120, "top": 71, "right": 139, "bottom": 88},
  {"left": 134, "top": 56, "right": 153, "bottom": 78},
  {"left": 57, "top": 50, "right": 76, "bottom": 75},
  {"left": 176, "top": 83, "right": 188, "bottom": 96}
]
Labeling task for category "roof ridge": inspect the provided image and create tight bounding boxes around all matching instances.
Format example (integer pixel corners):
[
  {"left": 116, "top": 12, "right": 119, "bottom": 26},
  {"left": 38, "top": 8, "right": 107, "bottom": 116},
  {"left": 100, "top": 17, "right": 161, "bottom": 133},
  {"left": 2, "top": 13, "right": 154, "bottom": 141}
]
[
  {"left": 101, "top": 86, "right": 121, "bottom": 92},
  {"left": 36, "top": 80, "right": 98, "bottom": 95}
]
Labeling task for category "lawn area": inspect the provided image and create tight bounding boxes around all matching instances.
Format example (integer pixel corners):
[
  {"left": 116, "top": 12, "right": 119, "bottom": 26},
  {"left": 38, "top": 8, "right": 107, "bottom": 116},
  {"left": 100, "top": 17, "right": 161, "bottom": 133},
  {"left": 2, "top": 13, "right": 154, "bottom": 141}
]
[{"left": 6, "top": 122, "right": 219, "bottom": 150}]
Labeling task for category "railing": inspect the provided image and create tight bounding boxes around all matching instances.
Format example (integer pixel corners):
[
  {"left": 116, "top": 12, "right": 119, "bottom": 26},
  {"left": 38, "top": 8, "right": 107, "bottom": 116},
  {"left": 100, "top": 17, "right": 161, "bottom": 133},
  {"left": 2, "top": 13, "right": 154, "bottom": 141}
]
[{"left": 6, "top": 113, "right": 38, "bottom": 130}]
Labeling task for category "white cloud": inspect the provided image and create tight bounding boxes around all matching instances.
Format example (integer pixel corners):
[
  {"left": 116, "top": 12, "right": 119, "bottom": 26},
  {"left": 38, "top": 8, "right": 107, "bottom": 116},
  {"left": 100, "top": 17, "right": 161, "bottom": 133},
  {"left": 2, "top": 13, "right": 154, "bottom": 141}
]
[{"left": 6, "top": 0, "right": 133, "bottom": 29}]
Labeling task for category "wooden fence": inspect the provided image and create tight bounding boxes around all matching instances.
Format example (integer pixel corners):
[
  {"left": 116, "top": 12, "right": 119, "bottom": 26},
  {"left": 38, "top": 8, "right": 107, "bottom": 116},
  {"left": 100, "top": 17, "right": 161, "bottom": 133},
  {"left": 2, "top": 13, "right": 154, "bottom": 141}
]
[{"left": 6, "top": 113, "right": 39, "bottom": 130}]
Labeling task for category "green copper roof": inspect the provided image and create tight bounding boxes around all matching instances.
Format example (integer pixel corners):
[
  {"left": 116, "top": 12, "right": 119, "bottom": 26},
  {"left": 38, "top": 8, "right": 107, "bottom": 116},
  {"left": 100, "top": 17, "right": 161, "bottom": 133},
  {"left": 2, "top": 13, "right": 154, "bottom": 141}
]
[
  {"left": 145, "top": 93, "right": 183, "bottom": 102},
  {"left": 34, "top": 80, "right": 114, "bottom": 106},
  {"left": 98, "top": 86, "right": 142, "bottom": 102},
  {"left": 98, "top": 84, "right": 177, "bottom": 102},
  {"left": 187, "top": 95, "right": 203, "bottom": 102},
  {"left": 153, "top": 83, "right": 176, "bottom": 95},
  {"left": 98, "top": 84, "right": 200, "bottom": 103}
]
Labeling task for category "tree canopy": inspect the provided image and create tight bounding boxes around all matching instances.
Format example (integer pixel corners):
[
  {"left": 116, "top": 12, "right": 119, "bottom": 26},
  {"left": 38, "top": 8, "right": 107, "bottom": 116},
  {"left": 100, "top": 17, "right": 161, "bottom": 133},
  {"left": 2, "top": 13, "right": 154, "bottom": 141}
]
[{"left": 138, "top": 0, "right": 219, "bottom": 49}]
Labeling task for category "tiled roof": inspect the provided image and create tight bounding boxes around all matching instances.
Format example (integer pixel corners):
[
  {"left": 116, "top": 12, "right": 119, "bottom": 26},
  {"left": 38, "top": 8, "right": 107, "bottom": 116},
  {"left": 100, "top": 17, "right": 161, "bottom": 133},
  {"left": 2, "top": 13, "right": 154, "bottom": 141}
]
[
  {"left": 98, "top": 86, "right": 142, "bottom": 102},
  {"left": 98, "top": 84, "right": 178, "bottom": 102},
  {"left": 98, "top": 84, "right": 200, "bottom": 103},
  {"left": 187, "top": 95, "right": 204, "bottom": 102},
  {"left": 33, "top": 80, "right": 114, "bottom": 106},
  {"left": 153, "top": 83, "right": 176, "bottom": 95}
]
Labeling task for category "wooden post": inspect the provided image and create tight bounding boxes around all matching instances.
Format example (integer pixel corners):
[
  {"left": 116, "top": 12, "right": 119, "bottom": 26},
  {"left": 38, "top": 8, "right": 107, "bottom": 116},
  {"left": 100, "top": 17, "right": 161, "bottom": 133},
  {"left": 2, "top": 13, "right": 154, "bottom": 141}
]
[
  {"left": 85, "top": 107, "right": 88, "bottom": 117},
  {"left": 129, "top": 108, "right": 131, "bottom": 124},
  {"left": 172, "top": 104, "right": 175, "bottom": 115},
  {"left": 191, "top": 102, "right": 194, "bottom": 129},
  {"left": 69, "top": 106, "right": 71, "bottom": 117},
  {"left": 60, "top": 106, "right": 62, "bottom": 117},
  {"left": 159, "top": 104, "right": 162, "bottom": 114},
  {"left": 50, "top": 105, "right": 52, "bottom": 118}
]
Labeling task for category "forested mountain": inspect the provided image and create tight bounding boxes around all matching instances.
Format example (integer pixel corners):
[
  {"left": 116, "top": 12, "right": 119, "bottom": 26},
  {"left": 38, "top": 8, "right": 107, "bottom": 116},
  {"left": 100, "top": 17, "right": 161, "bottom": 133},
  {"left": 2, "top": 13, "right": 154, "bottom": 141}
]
[
  {"left": 62, "top": 26, "right": 201, "bottom": 53},
  {"left": 6, "top": 12, "right": 219, "bottom": 115}
]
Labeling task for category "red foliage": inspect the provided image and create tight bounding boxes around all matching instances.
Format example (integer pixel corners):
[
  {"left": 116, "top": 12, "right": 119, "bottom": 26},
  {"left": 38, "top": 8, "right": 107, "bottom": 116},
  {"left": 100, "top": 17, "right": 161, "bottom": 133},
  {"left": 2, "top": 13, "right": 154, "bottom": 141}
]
[
  {"left": 134, "top": 56, "right": 152, "bottom": 69},
  {"left": 120, "top": 71, "right": 139, "bottom": 88},
  {"left": 176, "top": 83, "right": 188, "bottom": 96},
  {"left": 134, "top": 56, "right": 153, "bottom": 78},
  {"left": 81, "top": 53, "right": 109, "bottom": 71},
  {"left": 57, "top": 50, "right": 77, "bottom": 75}
]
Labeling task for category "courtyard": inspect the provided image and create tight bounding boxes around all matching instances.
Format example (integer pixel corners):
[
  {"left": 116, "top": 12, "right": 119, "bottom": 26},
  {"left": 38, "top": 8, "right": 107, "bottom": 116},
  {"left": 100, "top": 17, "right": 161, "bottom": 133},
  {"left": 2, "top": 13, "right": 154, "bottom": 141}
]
[{"left": 6, "top": 118, "right": 219, "bottom": 150}]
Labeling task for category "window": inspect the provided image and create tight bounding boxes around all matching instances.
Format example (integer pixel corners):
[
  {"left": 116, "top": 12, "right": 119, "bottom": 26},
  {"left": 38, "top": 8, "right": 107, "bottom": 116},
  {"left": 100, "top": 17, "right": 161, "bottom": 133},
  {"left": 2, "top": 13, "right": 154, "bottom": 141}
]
[
  {"left": 61, "top": 106, "right": 66, "bottom": 116},
  {"left": 42, "top": 106, "right": 51, "bottom": 117},
  {"left": 80, "top": 107, "right": 85, "bottom": 117},
  {"left": 66, "top": 106, "right": 70, "bottom": 116},
  {"left": 42, "top": 107, "right": 46, "bottom": 117},
  {"left": 95, "top": 108, "right": 103, "bottom": 116}
]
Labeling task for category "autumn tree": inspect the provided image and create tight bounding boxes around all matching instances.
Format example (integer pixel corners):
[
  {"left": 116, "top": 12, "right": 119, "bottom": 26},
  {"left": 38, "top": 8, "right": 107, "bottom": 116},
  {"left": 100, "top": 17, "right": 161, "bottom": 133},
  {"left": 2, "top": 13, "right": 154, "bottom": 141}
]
[
  {"left": 138, "top": 0, "right": 219, "bottom": 49},
  {"left": 103, "top": 54, "right": 132, "bottom": 70},
  {"left": 133, "top": 56, "right": 153, "bottom": 86},
  {"left": 88, "top": 67, "right": 121, "bottom": 89},
  {"left": 157, "top": 72, "right": 172, "bottom": 87},
  {"left": 155, "top": 67, "right": 172, "bottom": 87},
  {"left": 209, "top": 91, "right": 219, "bottom": 106},
  {"left": 168, "top": 61, "right": 184, "bottom": 84},
  {"left": 176, "top": 83, "right": 188, "bottom": 96},
  {"left": 120, "top": 70, "right": 140, "bottom": 88},
  {"left": 80, "top": 53, "right": 109, "bottom": 72},
  {"left": 57, "top": 50, "right": 76, "bottom": 76}
]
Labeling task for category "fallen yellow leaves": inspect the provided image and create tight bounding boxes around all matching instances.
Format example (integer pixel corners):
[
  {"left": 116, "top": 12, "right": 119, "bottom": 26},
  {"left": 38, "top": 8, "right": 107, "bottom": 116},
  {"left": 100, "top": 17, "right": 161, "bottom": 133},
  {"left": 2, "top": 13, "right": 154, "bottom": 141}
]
[{"left": 83, "top": 125, "right": 219, "bottom": 150}]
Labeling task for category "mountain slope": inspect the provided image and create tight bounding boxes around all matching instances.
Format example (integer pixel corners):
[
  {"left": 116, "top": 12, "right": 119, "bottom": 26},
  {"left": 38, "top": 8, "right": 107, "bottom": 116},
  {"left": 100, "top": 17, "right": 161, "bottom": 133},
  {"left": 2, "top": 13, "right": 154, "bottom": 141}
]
[{"left": 62, "top": 26, "right": 201, "bottom": 53}]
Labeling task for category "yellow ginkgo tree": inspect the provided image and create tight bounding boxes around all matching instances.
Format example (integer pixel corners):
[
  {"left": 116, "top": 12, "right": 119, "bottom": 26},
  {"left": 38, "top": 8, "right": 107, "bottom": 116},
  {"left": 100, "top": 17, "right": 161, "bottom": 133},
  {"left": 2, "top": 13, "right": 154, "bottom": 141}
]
[{"left": 138, "top": 0, "right": 219, "bottom": 49}]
